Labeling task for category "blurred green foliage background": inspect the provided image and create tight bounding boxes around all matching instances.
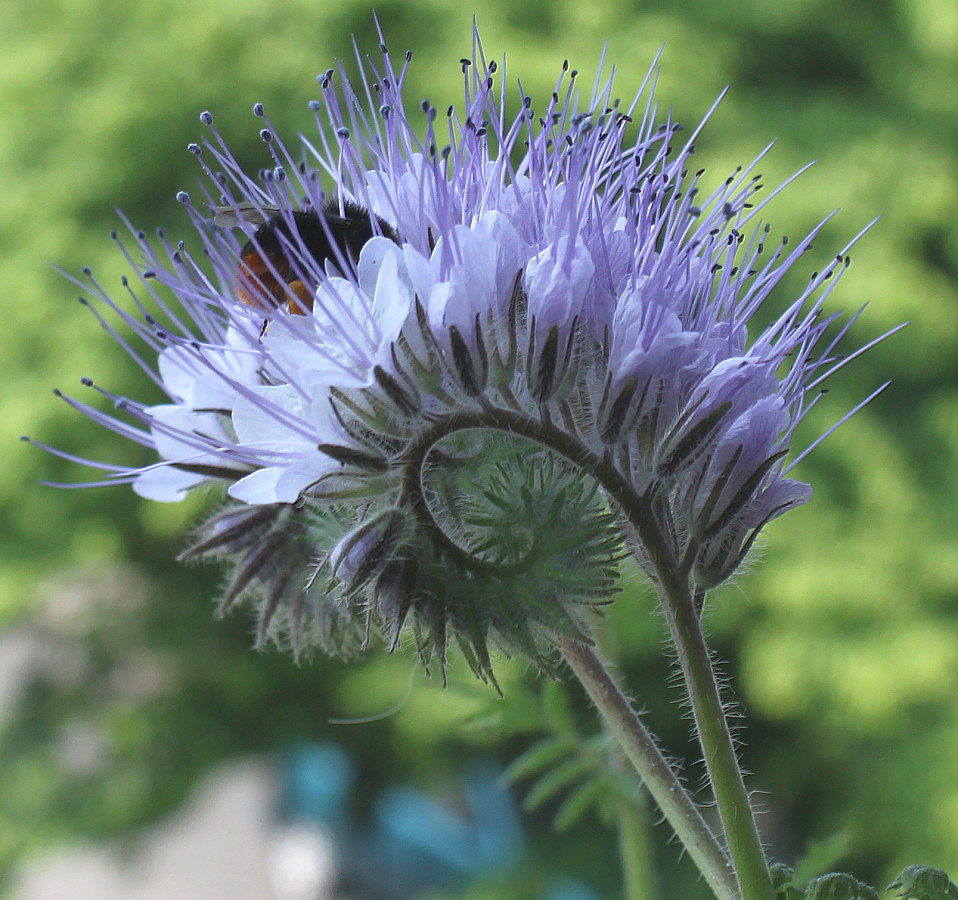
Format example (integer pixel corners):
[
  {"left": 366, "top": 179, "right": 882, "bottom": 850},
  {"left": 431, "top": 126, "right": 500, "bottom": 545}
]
[{"left": 2, "top": 0, "right": 957, "bottom": 896}]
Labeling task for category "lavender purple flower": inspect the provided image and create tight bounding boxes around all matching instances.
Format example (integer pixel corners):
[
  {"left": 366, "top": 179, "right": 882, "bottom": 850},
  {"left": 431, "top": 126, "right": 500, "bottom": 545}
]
[{"left": 39, "top": 30, "right": 889, "bottom": 682}]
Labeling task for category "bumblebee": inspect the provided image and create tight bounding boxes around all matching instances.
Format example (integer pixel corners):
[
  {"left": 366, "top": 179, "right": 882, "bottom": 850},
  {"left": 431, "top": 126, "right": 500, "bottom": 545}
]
[{"left": 215, "top": 199, "right": 398, "bottom": 314}]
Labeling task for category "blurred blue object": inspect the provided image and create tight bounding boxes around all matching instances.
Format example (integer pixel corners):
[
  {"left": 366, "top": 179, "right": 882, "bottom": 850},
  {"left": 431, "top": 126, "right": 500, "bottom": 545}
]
[
  {"left": 463, "top": 761, "right": 525, "bottom": 869},
  {"left": 277, "top": 742, "right": 354, "bottom": 833},
  {"left": 365, "top": 761, "right": 522, "bottom": 895},
  {"left": 374, "top": 762, "right": 522, "bottom": 873},
  {"left": 543, "top": 875, "right": 604, "bottom": 900},
  {"left": 275, "top": 743, "right": 542, "bottom": 898}
]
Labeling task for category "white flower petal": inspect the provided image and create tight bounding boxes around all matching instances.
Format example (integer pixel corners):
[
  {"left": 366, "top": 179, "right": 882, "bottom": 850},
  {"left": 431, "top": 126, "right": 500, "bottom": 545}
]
[
  {"left": 147, "top": 405, "right": 232, "bottom": 463},
  {"left": 524, "top": 239, "right": 595, "bottom": 337},
  {"left": 276, "top": 451, "right": 339, "bottom": 499},
  {"left": 232, "top": 384, "right": 313, "bottom": 452},
  {"left": 134, "top": 465, "right": 206, "bottom": 502},
  {"left": 157, "top": 347, "right": 201, "bottom": 404},
  {"left": 228, "top": 467, "right": 288, "bottom": 504}
]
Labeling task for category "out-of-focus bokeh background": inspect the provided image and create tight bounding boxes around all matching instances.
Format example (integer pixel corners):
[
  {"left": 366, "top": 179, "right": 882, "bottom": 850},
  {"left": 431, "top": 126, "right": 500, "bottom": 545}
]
[{"left": 2, "top": 0, "right": 957, "bottom": 896}]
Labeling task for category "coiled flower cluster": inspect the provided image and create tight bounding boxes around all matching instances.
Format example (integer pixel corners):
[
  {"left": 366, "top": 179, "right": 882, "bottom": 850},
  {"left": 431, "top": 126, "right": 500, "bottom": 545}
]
[{"left": 44, "top": 30, "right": 884, "bottom": 684}]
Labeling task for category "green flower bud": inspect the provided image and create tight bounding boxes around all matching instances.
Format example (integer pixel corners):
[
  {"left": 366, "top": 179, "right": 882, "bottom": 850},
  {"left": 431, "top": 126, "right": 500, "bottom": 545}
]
[
  {"left": 770, "top": 863, "right": 803, "bottom": 899},
  {"left": 328, "top": 508, "right": 406, "bottom": 592}
]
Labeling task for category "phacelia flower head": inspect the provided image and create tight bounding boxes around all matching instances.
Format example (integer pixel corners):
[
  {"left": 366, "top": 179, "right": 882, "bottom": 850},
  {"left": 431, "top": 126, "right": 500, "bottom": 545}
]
[{"left": 40, "top": 28, "right": 891, "bottom": 684}]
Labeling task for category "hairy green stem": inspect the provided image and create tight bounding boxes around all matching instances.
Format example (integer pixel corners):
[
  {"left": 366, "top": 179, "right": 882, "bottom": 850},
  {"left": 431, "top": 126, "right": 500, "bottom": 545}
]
[
  {"left": 557, "top": 636, "right": 739, "bottom": 900},
  {"left": 613, "top": 493, "right": 774, "bottom": 899},
  {"left": 615, "top": 772, "right": 656, "bottom": 900},
  {"left": 396, "top": 404, "right": 773, "bottom": 898},
  {"left": 652, "top": 574, "right": 775, "bottom": 900}
]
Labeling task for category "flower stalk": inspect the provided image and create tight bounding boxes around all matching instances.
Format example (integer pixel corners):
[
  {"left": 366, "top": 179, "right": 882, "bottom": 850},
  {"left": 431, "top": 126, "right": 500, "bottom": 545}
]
[
  {"left": 605, "top": 469, "right": 776, "bottom": 899},
  {"left": 615, "top": 779, "right": 656, "bottom": 900},
  {"left": 656, "top": 577, "right": 776, "bottom": 900},
  {"left": 558, "top": 635, "right": 739, "bottom": 900}
]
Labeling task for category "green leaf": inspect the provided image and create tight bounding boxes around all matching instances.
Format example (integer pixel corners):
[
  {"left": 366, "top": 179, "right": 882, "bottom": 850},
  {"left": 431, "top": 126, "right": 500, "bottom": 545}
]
[
  {"left": 805, "top": 872, "right": 878, "bottom": 900},
  {"left": 523, "top": 756, "right": 591, "bottom": 812},
  {"left": 504, "top": 737, "right": 571, "bottom": 783},
  {"left": 553, "top": 776, "right": 606, "bottom": 831},
  {"left": 888, "top": 866, "right": 958, "bottom": 900}
]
